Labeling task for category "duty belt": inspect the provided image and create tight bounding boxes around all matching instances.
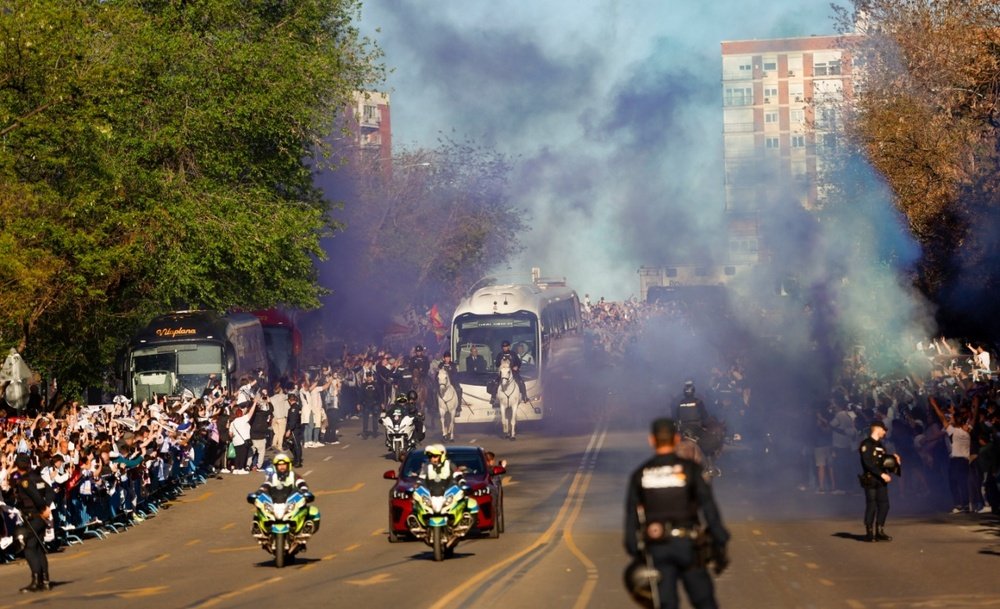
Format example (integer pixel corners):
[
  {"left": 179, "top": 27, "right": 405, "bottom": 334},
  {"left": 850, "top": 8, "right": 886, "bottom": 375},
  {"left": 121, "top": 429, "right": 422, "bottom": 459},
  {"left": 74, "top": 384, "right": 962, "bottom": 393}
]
[{"left": 645, "top": 522, "right": 700, "bottom": 541}]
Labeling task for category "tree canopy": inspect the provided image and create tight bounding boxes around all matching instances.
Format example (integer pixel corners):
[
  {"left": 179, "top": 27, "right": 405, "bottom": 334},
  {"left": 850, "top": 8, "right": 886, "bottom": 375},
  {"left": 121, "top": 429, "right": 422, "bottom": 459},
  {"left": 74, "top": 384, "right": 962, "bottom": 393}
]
[
  {"left": 834, "top": 0, "right": 1000, "bottom": 331},
  {"left": 0, "top": 0, "right": 383, "bottom": 393}
]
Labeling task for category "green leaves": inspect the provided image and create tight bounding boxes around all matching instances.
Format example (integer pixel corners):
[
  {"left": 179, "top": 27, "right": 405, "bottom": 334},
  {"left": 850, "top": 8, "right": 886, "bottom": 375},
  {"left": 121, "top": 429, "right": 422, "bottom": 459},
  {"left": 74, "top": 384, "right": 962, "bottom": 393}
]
[{"left": 0, "top": 0, "right": 382, "bottom": 392}]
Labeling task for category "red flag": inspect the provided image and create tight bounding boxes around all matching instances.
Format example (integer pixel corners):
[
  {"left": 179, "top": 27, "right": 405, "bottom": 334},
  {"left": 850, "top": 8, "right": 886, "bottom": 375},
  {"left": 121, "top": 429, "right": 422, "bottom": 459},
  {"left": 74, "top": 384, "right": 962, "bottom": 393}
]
[{"left": 428, "top": 305, "right": 446, "bottom": 339}]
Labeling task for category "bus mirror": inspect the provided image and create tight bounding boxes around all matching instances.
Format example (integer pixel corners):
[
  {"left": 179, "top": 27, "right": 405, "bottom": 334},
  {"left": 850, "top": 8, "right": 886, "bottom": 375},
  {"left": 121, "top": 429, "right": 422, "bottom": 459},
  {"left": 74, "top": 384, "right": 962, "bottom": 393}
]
[{"left": 226, "top": 345, "right": 237, "bottom": 374}]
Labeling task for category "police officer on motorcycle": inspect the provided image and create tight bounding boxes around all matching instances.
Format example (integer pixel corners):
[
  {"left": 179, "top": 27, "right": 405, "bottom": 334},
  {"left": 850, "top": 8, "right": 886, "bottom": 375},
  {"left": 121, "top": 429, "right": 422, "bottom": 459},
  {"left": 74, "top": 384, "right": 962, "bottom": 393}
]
[
  {"left": 675, "top": 381, "right": 708, "bottom": 441},
  {"left": 9, "top": 453, "right": 55, "bottom": 593},
  {"left": 417, "top": 444, "right": 466, "bottom": 487},
  {"left": 625, "top": 418, "right": 729, "bottom": 609},
  {"left": 247, "top": 453, "right": 320, "bottom": 539},
  {"left": 490, "top": 340, "right": 529, "bottom": 406},
  {"left": 398, "top": 393, "right": 425, "bottom": 442}
]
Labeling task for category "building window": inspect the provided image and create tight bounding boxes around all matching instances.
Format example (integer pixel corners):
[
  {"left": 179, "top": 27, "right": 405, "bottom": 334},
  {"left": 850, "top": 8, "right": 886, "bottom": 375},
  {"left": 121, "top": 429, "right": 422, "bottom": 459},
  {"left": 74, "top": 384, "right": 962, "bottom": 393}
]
[
  {"left": 738, "top": 62, "right": 752, "bottom": 73},
  {"left": 765, "top": 137, "right": 779, "bottom": 150},
  {"left": 363, "top": 104, "right": 378, "bottom": 120},
  {"left": 764, "top": 86, "right": 778, "bottom": 102},
  {"left": 666, "top": 268, "right": 678, "bottom": 278},
  {"left": 790, "top": 109, "right": 805, "bottom": 124},
  {"left": 814, "top": 60, "right": 841, "bottom": 77},
  {"left": 763, "top": 61, "right": 777, "bottom": 72},
  {"left": 765, "top": 111, "right": 779, "bottom": 124},
  {"left": 725, "top": 266, "right": 737, "bottom": 276},
  {"left": 791, "top": 135, "right": 805, "bottom": 148},
  {"left": 724, "top": 87, "right": 753, "bottom": 107},
  {"left": 695, "top": 267, "right": 709, "bottom": 277}
]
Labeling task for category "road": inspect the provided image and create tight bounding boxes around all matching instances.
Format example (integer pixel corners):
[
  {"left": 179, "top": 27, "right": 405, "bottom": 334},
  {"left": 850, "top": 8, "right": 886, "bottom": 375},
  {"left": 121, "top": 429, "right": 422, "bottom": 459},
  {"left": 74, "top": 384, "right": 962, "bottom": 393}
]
[{"left": 2, "top": 408, "right": 1000, "bottom": 608}]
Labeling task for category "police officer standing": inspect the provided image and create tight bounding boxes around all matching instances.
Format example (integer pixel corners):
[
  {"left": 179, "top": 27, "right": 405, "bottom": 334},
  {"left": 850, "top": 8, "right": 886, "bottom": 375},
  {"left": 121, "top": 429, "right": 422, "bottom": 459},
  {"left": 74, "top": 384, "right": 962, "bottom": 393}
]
[
  {"left": 674, "top": 381, "right": 708, "bottom": 440},
  {"left": 859, "top": 420, "right": 897, "bottom": 542},
  {"left": 625, "top": 418, "right": 729, "bottom": 609},
  {"left": 9, "top": 453, "right": 55, "bottom": 593},
  {"left": 285, "top": 393, "right": 304, "bottom": 468}
]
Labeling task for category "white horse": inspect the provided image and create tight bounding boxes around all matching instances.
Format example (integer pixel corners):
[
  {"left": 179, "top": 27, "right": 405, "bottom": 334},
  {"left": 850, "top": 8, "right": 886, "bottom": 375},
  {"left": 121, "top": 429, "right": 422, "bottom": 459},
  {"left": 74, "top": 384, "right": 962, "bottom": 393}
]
[
  {"left": 496, "top": 360, "right": 519, "bottom": 440},
  {"left": 437, "top": 367, "right": 461, "bottom": 442}
]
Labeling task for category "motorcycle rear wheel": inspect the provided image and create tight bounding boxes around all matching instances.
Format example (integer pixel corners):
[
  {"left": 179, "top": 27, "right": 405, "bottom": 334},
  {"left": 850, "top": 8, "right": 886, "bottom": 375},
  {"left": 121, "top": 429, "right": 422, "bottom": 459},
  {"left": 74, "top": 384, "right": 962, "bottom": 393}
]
[
  {"left": 431, "top": 527, "right": 444, "bottom": 562},
  {"left": 274, "top": 532, "right": 286, "bottom": 568}
]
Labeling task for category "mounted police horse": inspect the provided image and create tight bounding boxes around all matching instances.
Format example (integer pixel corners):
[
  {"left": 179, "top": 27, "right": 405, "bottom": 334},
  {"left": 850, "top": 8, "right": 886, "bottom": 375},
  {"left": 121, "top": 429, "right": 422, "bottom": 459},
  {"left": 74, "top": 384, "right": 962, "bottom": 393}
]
[
  {"left": 436, "top": 367, "right": 461, "bottom": 442},
  {"left": 496, "top": 360, "right": 519, "bottom": 440}
]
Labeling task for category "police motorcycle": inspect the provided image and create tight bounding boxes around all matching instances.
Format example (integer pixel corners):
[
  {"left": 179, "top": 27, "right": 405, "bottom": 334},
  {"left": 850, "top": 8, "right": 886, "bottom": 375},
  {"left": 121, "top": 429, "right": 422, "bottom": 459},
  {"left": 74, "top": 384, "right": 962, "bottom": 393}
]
[
  {"left": 382, "top": 397, "right": 419, "bottom": 461},
  {"left": 409, "top": 480, "right": 478, "bottom": 561},
  {"left": 246, "top": 467, "right": 320, "bottom": 568}
]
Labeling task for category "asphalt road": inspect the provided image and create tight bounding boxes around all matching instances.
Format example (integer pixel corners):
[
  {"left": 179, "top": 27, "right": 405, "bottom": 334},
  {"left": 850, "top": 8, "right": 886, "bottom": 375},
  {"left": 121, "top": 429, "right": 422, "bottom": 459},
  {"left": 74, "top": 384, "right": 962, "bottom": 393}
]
[{"left": 2, "top": 408, "right": 1000, "bottom": 608}]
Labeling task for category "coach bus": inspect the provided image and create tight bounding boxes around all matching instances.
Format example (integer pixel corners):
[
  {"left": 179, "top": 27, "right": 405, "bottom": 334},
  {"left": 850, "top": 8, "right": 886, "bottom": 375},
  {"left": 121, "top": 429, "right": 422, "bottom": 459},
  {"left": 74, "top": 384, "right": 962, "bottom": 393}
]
[
  {"left": 450, "top": 279, "right": 583, "bottom": 424},
  {"left": 253, "top": 308, "right": 302, "bottom": 380},
  {"left": 122, "top": 310, "right": 268, "bottom": 403}
]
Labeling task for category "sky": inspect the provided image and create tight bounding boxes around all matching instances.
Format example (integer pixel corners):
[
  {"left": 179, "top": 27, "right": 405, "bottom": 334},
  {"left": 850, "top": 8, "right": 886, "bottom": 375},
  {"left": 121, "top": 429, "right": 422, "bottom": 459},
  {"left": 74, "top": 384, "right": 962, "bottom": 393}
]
[{"left": 357, "top": 0, "right": 848, "bottom": 300}]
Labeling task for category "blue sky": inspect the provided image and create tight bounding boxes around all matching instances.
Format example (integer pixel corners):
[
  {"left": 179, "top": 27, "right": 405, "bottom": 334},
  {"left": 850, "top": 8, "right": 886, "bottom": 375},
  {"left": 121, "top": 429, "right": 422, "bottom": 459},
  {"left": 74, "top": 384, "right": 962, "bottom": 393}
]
[{"left": 358, "top": 1, "right": 844, "bottom": 299}]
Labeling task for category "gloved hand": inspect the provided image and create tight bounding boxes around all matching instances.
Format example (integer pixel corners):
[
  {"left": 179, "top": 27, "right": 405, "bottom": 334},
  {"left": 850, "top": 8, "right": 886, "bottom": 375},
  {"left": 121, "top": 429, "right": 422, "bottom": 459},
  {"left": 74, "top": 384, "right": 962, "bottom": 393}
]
[
  {"left": 304, "top": 491, "right": 315, "bottom": 503},
  {"left": 246, "top": 492, "right": 258, "bottom": 505},
  {"left": 713, "top": 544, "right": 729, "bottom": 575}
]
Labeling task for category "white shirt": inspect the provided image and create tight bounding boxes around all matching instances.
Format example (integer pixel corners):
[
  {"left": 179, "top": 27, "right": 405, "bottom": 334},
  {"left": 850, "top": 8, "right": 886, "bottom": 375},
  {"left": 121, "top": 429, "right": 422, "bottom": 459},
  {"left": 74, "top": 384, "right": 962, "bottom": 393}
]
[{"left": 945, "top": 425, "right": 971, "bottom": 459}]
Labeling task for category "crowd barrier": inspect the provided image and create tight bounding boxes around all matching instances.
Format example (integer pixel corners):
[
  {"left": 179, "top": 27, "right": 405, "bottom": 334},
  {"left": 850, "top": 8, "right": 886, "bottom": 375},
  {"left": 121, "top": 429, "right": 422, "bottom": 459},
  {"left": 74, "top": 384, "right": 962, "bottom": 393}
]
[{"left": 1, "top": 440, "right": 215, "bottom": 562}]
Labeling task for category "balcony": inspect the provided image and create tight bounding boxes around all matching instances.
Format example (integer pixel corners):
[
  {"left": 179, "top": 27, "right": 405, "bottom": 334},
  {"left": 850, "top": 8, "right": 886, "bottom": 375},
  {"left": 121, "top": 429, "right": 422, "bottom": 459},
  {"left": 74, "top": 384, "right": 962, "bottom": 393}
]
[{"left": 723, "top": 122, "right": 755, "bottom": 133}]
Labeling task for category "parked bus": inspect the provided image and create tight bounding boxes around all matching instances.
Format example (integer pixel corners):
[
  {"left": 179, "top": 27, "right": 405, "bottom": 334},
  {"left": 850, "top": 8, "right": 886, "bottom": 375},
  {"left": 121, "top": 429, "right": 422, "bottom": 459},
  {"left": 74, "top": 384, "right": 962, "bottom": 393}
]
[
  {"left": 253, "top": 308, "right": 302, "bottom": 380},
  {"left": 121, "top": 310, "right": 268, "bottom": 403},
  {"left": 450, "top": 279, "right": 583, "bottom": 424}
]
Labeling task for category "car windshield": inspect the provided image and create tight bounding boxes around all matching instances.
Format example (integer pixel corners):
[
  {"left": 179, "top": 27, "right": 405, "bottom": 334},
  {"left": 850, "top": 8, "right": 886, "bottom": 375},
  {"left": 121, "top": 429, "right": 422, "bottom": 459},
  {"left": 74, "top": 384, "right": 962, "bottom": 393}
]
[{"left": 402, "top": 449, "right": 485, "bottom": 479}]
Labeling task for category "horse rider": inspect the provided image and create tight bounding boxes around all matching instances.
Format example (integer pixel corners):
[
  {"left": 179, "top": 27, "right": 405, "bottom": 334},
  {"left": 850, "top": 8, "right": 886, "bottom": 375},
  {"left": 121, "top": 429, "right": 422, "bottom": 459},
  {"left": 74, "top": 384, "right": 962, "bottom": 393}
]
[
  {"left": 492, "top": 340, "right": 529, "bottom": 406},
  {"left": 409, "top": 345, "right": 431, "bottom": 385},
  {"left": 438, "top": 352, "right": 464, "bottom": 412},
  {"left": 675, "top": 381, "right": 709, "bottom": 441}
]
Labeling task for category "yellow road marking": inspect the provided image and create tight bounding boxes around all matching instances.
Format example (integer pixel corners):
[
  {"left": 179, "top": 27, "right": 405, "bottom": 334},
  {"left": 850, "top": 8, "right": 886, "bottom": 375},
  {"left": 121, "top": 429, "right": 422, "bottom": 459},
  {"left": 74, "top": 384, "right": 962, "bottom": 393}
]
[
  {"left": 805, "top": 562, "right": 819, "bottom": 569},
  {"left": 322, "top": 553, "right": 337, "bottom": 560},
  {"left": 818, "top": 578, "right": 834, "bottom": 586},
  {"left": 208, "top": 545, "right": 259, "bottom": 554},
  {"left": 371, "top": 528, "right": 384, "bottom": 536},
  {"left": 96, "top": 576, "right": 114, "bottom": 583},
  {"left": 221, "top": 522, "right": 236, "bottom": 531},
  {"left": 752, "top": 529, "right": 763, "bottom": 536},
  {"left": 178, "top": 491, "right": 215, "bottom": 504},
  {"left": 50, "top": 550, "right": 91, "bottom": 563},
  {"left": 346, "top": 572, "right": 395, "bottom": 586},
  {"left": 428, "top": 418, "right": 609, "bottom": 609},
  {"left": 846, "top": 601, "right": 866, "bottom": 609},
  {"left": 344, "top": 543, "right": 361, "bottom": 551},
  {"left": 315, "top": 482, "right": 365, "bottom": 496},
  {"left": 190, "top": 576, "right": 282, "bottom": 608},
  {"left": 562, "top": 425, "right": 607, "bottom": 609},
  {"left": 128, "top": 564, "right": 147, "bottom": 572},
  {"left": 185, "top": 539, "right": 201, "bottom": 546},
  {"left": 83, "top": 586, "right": 169, "bottom": 599},
  {"left": 152, "top": 553, "right": 170, "bottom": 563}
]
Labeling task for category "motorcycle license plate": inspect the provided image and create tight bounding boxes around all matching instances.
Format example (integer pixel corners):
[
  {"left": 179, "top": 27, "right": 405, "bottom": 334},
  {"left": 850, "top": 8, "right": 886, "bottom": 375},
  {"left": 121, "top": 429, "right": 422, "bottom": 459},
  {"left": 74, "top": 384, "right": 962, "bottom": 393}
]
[
  {"left": 271, "top": 523, "right": 291, "bottom": 534},
  {"left": 428, "top": 516, "right": 447, "bottom": 527}
]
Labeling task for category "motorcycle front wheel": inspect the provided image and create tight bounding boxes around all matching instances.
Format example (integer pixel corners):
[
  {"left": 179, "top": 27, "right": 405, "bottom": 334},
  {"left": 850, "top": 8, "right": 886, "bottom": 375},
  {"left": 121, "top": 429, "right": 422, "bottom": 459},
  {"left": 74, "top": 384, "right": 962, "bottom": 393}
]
[
  {"left": 431, "top": 527, "right": 444, "bottom": 562},
  {"left": 274, "top": 532, "right": 286, "bottom": 568}
]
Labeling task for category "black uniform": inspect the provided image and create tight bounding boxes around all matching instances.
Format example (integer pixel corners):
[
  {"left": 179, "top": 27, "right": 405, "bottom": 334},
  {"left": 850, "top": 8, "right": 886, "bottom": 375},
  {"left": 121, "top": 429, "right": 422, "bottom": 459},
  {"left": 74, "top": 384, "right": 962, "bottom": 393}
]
[
  {"left": 859, "top": 435, "right": 891, "bottom": 540},
  {"left": 409, "top": 352, "right": 430, "bottom": 384},
  {"left": 359, "top": 368, "right": 380, "bottom": 437},
  {"left": 286, "top": 398, "right": 304, "bottom": 467},
  {"left": 493, "top": 349, "right": 528, "bottom": 403},
  {"left": 625, "top": 453, "right": 729, "bottom": 609},
  {"left": 438, "top": 360, "right": 464, "bottom": 409},
  {"left": 675, "top": 395, "right": 708, "bottom": 439},
  {"left": 11, "top": 462, "right": 55, "bottom": 591}
]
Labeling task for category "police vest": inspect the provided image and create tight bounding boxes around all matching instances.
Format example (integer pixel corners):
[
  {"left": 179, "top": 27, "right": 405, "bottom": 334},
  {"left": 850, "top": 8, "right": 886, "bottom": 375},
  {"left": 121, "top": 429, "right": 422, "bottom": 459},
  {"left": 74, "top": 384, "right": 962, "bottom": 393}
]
[
  {"left": 677, "top": 399, "right": 701, "bottom": 422},
  {"left": 639, "top": 459, "right": 699, "bottom": 528}
]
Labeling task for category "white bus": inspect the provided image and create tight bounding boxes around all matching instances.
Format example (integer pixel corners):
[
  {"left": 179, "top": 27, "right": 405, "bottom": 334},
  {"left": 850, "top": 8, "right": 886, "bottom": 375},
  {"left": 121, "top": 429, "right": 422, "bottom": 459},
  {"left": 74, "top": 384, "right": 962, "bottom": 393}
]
[{"left": 450, "top": 279, "right": 583, "bottom": 424}]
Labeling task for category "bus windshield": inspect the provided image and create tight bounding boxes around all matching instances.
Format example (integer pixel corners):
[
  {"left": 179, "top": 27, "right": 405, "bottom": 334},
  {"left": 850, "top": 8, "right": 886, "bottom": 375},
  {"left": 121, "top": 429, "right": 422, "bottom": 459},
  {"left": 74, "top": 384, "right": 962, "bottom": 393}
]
[
  {"left": 262, "top": 326, "right": 294, "bottom": 378},
  {"left": 453, "top": 312, "right": 538, "bottom": 378},
  {"left": 131, "top": 343, "right": 223, "bottom": 400}
]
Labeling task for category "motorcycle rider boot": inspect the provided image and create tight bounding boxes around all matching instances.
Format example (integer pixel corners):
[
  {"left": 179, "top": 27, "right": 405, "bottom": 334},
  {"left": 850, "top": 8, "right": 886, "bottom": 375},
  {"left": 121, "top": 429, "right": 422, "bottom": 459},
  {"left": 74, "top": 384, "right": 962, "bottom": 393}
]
[
  {"left": 864, "top": 526, "right": 874, "bottom": 542},
  {"left": 875, "top": 526, "right": 892, "bottom": 542},
  {"left": 39, "top": 571, "right": 51, "bottom": 591},
  {"left": 20, "top": 573, "right": 41, "bottom": 594}
]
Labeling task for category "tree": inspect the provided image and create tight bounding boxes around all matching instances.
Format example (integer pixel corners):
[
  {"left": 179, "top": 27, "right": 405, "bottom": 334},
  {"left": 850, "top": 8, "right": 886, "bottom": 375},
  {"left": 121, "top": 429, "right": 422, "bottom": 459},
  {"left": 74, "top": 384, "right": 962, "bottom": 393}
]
[
  {"left": 0, "top": 1, "right": 383, "bottom": 394},
  {"left": 318, "top": 136, "right": 526, "bottom": 342},
  {"left": 834, "top": 0, "right": 1000, "bottom": 330}
]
